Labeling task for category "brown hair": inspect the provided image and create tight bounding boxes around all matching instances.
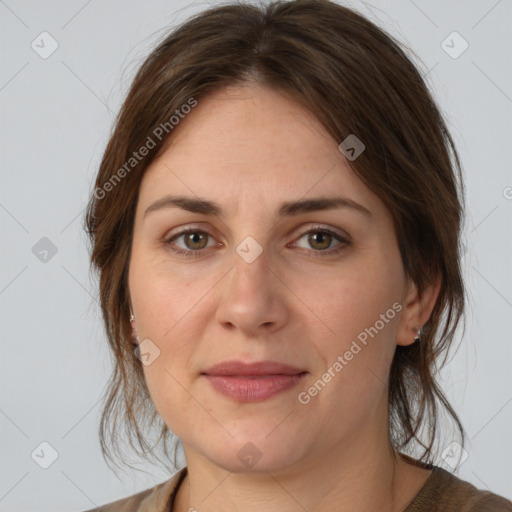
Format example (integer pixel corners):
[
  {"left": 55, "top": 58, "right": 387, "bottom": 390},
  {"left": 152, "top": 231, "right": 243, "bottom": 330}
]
[{"left": 84, "top": 0, "right": 466, "bottom": 475}]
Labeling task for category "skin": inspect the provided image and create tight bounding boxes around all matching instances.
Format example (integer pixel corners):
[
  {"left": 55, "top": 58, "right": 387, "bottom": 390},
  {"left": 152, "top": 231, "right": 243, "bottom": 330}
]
[{"left": 128, "top": 82, "right": 440, "bottom": 512}]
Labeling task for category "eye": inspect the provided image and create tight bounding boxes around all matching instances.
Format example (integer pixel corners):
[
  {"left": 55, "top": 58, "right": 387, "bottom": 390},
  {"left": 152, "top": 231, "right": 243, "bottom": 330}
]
[
  {"left": 163, "top": 225, "right": 350, "bottom": 258},
  {"left": 164, "top": 229, "right": 218, "bottom": 256},
  {"left": 291, "top": 227, "right": 350, "bottom": 256}
]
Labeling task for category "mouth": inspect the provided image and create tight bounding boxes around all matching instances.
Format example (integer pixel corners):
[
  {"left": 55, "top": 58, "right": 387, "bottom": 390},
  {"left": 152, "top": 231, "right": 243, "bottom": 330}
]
[{"left": 201, "top": 360, "right": 307, "bottom": 402}]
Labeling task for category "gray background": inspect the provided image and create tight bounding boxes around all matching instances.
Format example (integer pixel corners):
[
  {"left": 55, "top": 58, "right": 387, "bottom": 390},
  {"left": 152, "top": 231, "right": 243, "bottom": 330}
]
[{"left": 1, "top": 0, "right": 511, "bottom": 510}]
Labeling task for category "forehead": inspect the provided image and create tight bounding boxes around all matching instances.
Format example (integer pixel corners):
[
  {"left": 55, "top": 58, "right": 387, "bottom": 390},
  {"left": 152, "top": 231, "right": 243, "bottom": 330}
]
[
  {"left": 137, "top": 84, "right": 382, "bottom": 217},
  {"left": 162, "top": 83, "right": 336, "bottom": 162}
]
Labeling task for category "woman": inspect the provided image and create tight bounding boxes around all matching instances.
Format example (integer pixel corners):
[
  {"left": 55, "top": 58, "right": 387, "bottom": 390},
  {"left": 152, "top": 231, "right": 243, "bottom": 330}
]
[{"left": 83, "top": 0, "right": 512, "bottom": 510}]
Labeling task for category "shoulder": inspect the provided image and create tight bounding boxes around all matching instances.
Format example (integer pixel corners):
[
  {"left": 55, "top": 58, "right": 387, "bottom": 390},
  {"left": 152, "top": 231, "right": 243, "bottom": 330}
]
[
  {"left": 405, "top": 466, "right": 512, "bottom": 511},
  {"left": 81, "top": 468, "right": 187, "bottom": 512}
]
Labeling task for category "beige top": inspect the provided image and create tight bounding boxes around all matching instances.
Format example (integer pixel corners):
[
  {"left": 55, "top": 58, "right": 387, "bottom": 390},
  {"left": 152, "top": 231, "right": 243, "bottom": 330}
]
[{"left": 84, "top": 465, "right": 512, "bottom": 511}]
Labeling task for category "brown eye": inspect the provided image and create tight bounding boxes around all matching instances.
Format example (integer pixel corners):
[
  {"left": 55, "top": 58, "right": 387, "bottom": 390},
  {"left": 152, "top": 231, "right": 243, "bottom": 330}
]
[
  {"left": 165, "top": 229, "right": 216, "bottom": 255},
  {"left": 307, "top": 231, "right": 333, "bottom": 250},
  {"left": 183, "top": 232, "right": 209, "bottom": 250},
  {"left": 291, "top": 227, "right": 350, "bottom": 257}
]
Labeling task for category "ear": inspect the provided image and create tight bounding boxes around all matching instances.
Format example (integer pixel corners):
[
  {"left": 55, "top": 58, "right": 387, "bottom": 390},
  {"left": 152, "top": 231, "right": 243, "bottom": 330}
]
[{"left": 396, "top": 275, "right": 441, "bottom": 347}]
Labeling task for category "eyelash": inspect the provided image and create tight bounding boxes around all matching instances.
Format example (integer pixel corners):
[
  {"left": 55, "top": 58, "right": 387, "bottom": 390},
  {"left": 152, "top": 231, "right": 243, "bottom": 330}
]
[{"left": 163, "top": 226, "right": 351, "bottom": 258}]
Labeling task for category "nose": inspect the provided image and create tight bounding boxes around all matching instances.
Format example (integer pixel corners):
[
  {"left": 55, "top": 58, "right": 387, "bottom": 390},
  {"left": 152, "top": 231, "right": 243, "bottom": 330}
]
[{"left": 215, "top": 247, "right": 289, "bottom": 337}]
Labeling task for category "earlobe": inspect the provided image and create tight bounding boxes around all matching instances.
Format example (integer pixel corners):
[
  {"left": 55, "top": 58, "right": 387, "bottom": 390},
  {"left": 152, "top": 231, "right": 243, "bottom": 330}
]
[{"left": 130, "top": 310, "right": 139, "bottom": 345}]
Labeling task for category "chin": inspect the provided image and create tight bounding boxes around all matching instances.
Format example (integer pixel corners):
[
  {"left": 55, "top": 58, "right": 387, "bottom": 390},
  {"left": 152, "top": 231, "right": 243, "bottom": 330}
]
[{"left": 196, "top": 431, "right": 307, "bottom": 474}]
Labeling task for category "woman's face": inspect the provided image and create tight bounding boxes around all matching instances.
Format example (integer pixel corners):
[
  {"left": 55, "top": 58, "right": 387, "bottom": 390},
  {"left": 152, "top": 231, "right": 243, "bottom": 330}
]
[{"left": 128, "top": 83, "right": 423, "bottom": 473}]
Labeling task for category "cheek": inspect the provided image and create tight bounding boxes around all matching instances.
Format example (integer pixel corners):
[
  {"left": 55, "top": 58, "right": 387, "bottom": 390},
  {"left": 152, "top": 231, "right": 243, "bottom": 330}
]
[
  {"left": 303, "top": 250, "right": 403, "bottom": 382},
  {"left": 129, "top": 247, "right": 210, "bottom": 343},
  {"left": 297, "top": 275, "right": 400, "bottom": 434},
  {"left": 309, "top": 257, "right": 401, "bottom": 339},
  {"left": 140, "top": 326, "right": 201, "bottom": 437}
]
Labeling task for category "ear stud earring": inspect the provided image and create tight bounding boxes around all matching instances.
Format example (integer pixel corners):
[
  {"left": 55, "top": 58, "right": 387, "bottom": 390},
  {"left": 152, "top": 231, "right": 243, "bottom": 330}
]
[
  {"left": 130, "top": 312, "right": 140, "bottom": 345},
  {"left": 414, "top": 326, "right": 422, "bottom": 343}
]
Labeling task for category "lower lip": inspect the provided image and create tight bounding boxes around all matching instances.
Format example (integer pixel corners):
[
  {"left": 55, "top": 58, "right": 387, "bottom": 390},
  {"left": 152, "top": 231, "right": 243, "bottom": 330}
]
[{"left": 203, "top": 373, "right": 306, "bottom": 402}]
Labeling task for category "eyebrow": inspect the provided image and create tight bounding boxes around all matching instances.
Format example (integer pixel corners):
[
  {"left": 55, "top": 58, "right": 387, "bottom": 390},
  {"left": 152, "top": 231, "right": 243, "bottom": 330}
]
[{"left": 143, "top": 195, "right": 372, "bottom": 219}]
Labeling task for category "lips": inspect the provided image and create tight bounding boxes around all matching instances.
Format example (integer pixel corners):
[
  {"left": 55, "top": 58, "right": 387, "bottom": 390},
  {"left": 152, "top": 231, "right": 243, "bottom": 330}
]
[
  {"left": 203, "top": 360, "right": 306, "bottom": 377},
  {"left": 202, "top": 360, "right": 307, "bottom": 402}
]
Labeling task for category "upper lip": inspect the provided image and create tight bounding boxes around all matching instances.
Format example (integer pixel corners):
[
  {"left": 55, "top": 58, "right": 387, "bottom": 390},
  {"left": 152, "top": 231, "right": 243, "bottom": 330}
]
[{"left": 203, "top": 360, "right": 306, "bottom": 376}]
